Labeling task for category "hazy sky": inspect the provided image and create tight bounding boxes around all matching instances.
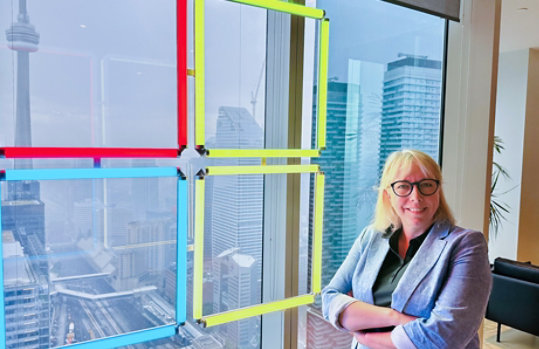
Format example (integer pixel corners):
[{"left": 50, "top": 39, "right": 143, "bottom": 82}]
[
  {"left": 1, "top": 0, "right": 444, "bottom": 148},
  {"left": 320, "top": 0, "right": 445, "bottom": 82},
  {"left": 1, "top": 0, "right": 177, "bottom": 148}
]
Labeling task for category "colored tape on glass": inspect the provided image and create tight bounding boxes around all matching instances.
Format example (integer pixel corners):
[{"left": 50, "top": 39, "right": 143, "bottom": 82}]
[
  {"left": 193, "top": 179, "right": 205, "bottom": 320},
  {"left": 312, "top": 172, "right": 325, "bottom": 293},
  {"left": 192, "top": 165, "right": 325, "bottom": 327},
  {"left": 0, "top": 168, "right": 187, "bottom": 344},
  {"left": 0, "top": 147, "right": 180, "bottom": 158},
  {"left": 177, "top": 0, "right": 188, "bottom": 148},
  {"left": 228, "top": 0, "right": 324, "bottom": 19},
  {"left": 194, "top": 0, "right": 206, "bottom": 148},
  {"left": 206, "top": 164, "right": 319, "bottom": 176},
  {"left": 177, "top": 177, "right": 188, "bottom": 325},
  {"left": 0, "top": 185, "right": 6, "bottom": 347},
  {"left": 1, "top": 167, "right": 180, "bottom": 181},
  {"left": 194, "top": 0, "right": 329, "bottom": 157},
  {"left": 60, "top": 325, "right": 176, "bottom": 349},
  {"left": 206, "top": 149, "right": 321, "bottom": 158},
  {"left": 317, "top": 19, "right": 329, "bottom": 150},
  {"left": 203, "top": 295, "right": 315, "bottom": 328}
]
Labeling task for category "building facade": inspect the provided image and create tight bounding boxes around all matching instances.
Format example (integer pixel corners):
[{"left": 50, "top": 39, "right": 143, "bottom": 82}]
[{"left": 379, "top": 54, "right": 442, "bottom": 170}]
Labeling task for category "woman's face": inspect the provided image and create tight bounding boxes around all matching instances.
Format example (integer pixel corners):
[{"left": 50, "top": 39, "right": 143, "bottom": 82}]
[{"left": 385, "top": 162, "right": 440, "bottom": 237}]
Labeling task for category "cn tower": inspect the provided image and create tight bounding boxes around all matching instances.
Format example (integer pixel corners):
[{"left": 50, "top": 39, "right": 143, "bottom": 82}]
[{"left": 5, "top": 0, "right": 40, "bottom": 169}]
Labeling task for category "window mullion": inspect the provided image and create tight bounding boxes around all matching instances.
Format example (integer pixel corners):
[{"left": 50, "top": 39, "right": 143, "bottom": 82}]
[{"left": 261, "top": 8, "right": 291, "bottom": 349}]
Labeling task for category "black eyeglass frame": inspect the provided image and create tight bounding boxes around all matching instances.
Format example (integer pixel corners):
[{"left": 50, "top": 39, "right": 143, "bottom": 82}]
[{"left": 390, "top": 179, "right": 440, "bottom": 197}]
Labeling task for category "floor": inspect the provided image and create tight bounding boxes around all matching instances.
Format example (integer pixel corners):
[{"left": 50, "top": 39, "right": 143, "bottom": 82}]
[{"left": 483, "top": 319, "right": 539, "bottom": 348}]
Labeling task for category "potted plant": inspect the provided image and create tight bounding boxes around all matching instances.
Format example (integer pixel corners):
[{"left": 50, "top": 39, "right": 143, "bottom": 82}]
[{"left": 489, "top": 136, "right": 513, "bottom": 238}]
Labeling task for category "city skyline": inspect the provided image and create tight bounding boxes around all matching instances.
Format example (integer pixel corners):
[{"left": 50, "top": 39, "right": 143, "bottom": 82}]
[
  {"left": 1, "top": 62, "right": 442, "bottom": 349},
  {"left": 307, "top": 55, "right": 442, "bottom": 347},
  {"left": 1, "top": 1, "right": 445, "bottom": 348}
]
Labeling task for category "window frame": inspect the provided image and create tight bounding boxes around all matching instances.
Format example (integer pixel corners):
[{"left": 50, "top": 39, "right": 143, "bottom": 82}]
[
  {"left": 193, "top": 0, "right": 329, "bottom": 158},
  {"left": 0, "top": 167, "right": 188, "bottom": 348},
  {"left": 192, "top": 165, "right": 324, "bottom": 328},
  {"left": 0, "top": 0, "right": 187, "bottom": 155}
]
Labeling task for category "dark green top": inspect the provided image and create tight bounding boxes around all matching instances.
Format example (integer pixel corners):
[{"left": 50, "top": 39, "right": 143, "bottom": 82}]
[{"left": 372, "top": 227, "right": 430, "bottom": 308}]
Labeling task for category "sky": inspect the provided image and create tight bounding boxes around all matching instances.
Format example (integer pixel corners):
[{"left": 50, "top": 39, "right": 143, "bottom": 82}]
[
  {"left": 320, "top": 0, "right": 445, "bottom": 82},
  {"left": 1, "top": 0, "right": 444, "bottom": 149},
  {"left": 0, "top": 0, "right": 177, "bottom": 148}
]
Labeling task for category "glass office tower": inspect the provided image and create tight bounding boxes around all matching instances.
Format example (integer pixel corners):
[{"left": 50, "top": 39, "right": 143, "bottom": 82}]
[{"left": 379, "top": 54, "right": 442, "bottom": 170}]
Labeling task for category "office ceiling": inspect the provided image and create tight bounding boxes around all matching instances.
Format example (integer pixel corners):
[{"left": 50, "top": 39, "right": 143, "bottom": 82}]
[{"left": 500, "top": 0, "right": 539, "bottom": 52}]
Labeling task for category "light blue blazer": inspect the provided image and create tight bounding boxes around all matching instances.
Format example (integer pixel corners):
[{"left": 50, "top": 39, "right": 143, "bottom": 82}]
[{"left": 322, "top": 220, "right": 492, "bottom": 349}]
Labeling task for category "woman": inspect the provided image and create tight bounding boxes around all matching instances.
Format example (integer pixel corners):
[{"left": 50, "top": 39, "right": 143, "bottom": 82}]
[{"left": 322, "top": 149, "right": 492, "bottom": 348}]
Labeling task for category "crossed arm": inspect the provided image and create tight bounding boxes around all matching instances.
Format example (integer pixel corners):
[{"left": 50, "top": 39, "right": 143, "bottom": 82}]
[
  {"left": 345, "top": 303, "right": 417, "bottom": 349},
  {"left": 323, "top": 229, "right": 492, "bottom": 349},
  {"left": 338, "top": 301, "right": 417, "bottom": 349},
  {"left": 321, "top": 229, "right": 417, "bottom": 347},
  {"left": 338, "top": 300, "right": 416, "bottom": 332}
]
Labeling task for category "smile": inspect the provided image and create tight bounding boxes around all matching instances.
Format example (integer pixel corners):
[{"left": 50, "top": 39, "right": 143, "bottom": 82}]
[{"left": 406, "top": 208, "right": 426, "bottom": 213}]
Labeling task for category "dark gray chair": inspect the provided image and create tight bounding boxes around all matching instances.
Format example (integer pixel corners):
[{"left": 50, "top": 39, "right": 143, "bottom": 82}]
[{"left": 485, "top": 257, "right": 539, "bottom": 342}]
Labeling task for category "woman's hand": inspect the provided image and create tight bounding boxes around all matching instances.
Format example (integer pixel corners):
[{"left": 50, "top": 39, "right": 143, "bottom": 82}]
[
  {"left": 396, "top": 311, "right": 417, "bottom": 325},
  {"left": 353, "top": 331, "right": 396, "bottom": 349},
  {"left": 344, "top": 307, "right": 417, "bottom": 348},
  {"left": 339, "top": 301, "right": 418, "bottom": 331}
]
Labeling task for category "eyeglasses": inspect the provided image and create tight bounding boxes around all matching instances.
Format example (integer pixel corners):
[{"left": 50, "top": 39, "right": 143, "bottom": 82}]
[{"left": 390, "top": 179, "right": 440, "bottom": 197}]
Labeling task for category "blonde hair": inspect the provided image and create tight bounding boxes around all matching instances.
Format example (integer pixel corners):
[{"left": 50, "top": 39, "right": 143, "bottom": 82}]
[{"left": 372, "top": 149, "right": 455, "bottom": 232}]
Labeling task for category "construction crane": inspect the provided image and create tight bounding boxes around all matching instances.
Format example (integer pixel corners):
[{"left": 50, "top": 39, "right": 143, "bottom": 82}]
[{"left": 250, "top": 60, "right": 265, "bottom": 118}]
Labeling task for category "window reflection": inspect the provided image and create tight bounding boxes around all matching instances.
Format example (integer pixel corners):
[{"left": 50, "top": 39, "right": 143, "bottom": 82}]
[
  {"left": 1, "top": 175, "right": 178, "bottom": 347},
  {"left": 0, "top": 0, "right": 177, "bottom": 148},
  {"left": 304, "top": 1, "right": 445, "bottom": 348}
]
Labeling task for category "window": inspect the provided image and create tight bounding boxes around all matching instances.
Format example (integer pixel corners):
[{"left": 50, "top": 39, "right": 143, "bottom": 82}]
[
  {"left": 1, "top": 0, "right": 185, "bottom": 347},
  {"left": 0, "top": 0, "right": 179, "bottom": 149},
  {"left": 301, "top": 1, "right": 446, "bottom": 348},
  {"left": 1, "top": 0, "right": 446, "bottom": 348}
]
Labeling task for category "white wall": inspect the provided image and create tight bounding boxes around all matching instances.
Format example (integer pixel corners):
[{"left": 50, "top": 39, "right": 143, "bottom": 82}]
[
  {"left": 488, "top": 49, "right": 528, "bottom": 261},
  {"left": 443, "top": 0, "right": 498, "bottom": 241}
]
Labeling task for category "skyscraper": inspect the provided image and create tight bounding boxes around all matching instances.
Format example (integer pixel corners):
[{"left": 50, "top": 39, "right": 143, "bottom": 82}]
[
  {"left": 2, "top": 230, "right": 49, "bottom": 349},
  {"left": 214, "top": 248, "right": 258, "bottom": 349},
  {"left": 113, "top": 219, "right": 174, "bottom": 291},
  {"left": 5, "top": 0, "right": 39, "bottom": 152},
  {"left": 210, "top": 106, "right": 263, "bottom": 265},
  {"left": 379, "top": 54, "right": 442, "bottom": 171},
  {"left": 312, "top": 81, "right": 361, "bottom": 288},
  {"left": 3, "top": 3, "right": 49, "bottom": 347},
  {"left": 308, "top": 80, "right": 362, "bottom": 348},
  {"left": 130, "top": 159, "right": 159, "bottom": 219},
  {"left": 209, "top": 106, "right": 263, "bottom": 348},
  {"left": 307, "top": 62, "right": 384, "bottom": 349},
  {"left": 3, "top": 0, "right": 45, "bottom": 255}
]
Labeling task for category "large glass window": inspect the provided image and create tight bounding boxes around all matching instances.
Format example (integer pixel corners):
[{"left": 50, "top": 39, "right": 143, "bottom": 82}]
[
  {"left": 1, "top": 0, "right": 183, "bottom": 347},
  {"left": 185, "top": 1, "right": 324, "bottom": 348},
  {"left": 1, "top": 0, "right": 446, "bottom": 348},
  {"left": 0, "top": 166, "right": 184, "bottom": 348},
  {"left": 0, "top": 0, "right": 177, "bottom": 148},
  {"left": 301, "top": 1, "right": 446, "bottom": 348}
]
